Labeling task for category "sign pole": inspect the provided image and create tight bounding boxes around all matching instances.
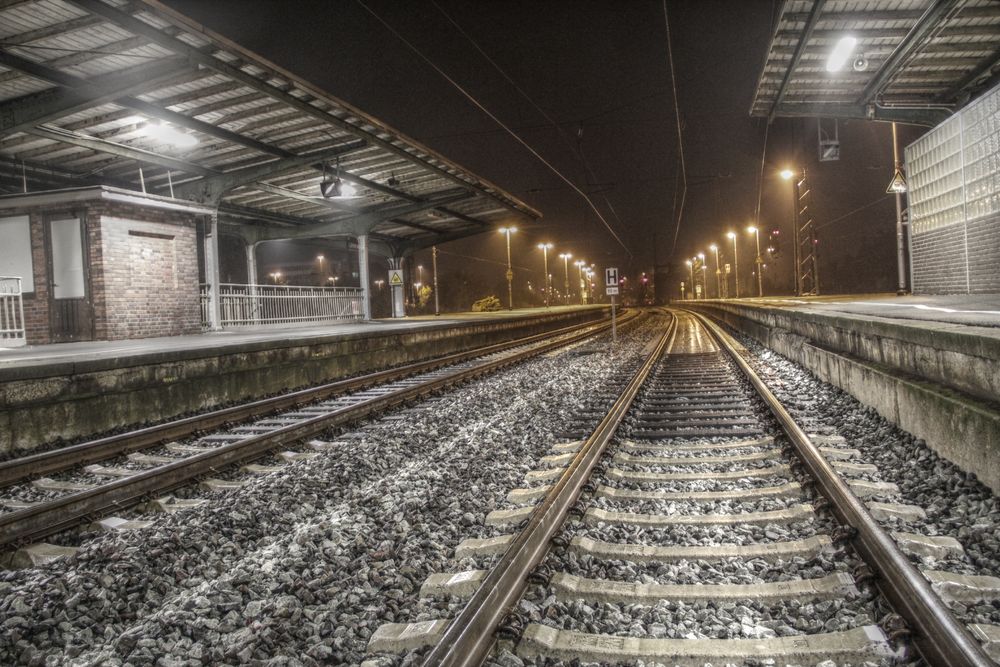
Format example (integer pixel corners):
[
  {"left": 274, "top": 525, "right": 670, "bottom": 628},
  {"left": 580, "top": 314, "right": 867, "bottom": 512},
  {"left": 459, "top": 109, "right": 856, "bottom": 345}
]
[
  {"left": 605, "top": 267, "right": 619, "bottom": 345},
  {"left": 611, "top": 295, "right": 617, "bottom": 343}
]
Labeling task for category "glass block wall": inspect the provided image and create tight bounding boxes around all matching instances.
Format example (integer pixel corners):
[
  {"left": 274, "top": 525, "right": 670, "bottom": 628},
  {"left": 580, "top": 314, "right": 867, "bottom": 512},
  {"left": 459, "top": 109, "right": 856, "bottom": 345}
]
[{"left": 905, "top": 82, "right": 1000, "bottom": 293}]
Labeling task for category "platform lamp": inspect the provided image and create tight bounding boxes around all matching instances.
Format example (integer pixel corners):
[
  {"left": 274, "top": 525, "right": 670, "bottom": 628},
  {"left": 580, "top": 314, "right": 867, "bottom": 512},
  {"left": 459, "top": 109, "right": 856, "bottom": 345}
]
[
  {"left": 709, "top": 244, "right": 721, "bottom": 299},
  {"left": 537, "top": 242, "right": 553, "bottom": 307},
  {"left": 498, "top": 226, "right": 517, "bottom": 310},
  {"left": 574, "top": 260, "right": 586, "bottom": 304},
  {"left": 685, "top": 260, "right": 694, "bottom": 299},
  {"left": 727, "top": 231, "right": 740, "bottom": 298},
  {"left": 697, "top": 253, "right": 707, "bottom": 298},
  {"left": 781, "top": 168, "right": 800, "bottom": 295},
  {"left": 559, "top": 253, "right": 572, "bottom": 305},
  {"left": 747, "top": 225, "right": 763, "bottom": 297}
]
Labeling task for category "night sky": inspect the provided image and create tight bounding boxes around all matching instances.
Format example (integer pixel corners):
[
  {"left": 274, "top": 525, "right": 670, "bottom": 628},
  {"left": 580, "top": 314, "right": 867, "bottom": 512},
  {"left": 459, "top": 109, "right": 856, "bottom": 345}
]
[{"left": 164, "top": 0, "right": 927, "bottom": 305}]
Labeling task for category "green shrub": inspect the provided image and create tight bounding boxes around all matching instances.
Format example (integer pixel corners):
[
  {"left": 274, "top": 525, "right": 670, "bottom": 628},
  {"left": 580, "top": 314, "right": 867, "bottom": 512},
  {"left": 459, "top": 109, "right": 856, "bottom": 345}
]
[{"left": 471, "top": 295, "right": 502, "bottom": 312}]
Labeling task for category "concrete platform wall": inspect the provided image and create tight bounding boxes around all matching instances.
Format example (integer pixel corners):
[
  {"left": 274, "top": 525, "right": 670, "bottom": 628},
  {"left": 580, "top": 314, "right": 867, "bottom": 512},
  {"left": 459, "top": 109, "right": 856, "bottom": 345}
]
[
  {"left": 0, "top": 309, "right": 607, "bottom": 455},
  {"left": 688, "top": 302, "right": 1000, "bottom": 493}
]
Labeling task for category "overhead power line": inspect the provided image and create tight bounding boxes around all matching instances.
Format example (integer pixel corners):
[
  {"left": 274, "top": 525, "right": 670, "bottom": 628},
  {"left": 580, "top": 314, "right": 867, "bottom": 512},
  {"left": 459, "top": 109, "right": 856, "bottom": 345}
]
[
  {"left": 663, "top": 0, "right": 687, "bottom": 260},
  {"left": 355, "top": 0, "right": 632, "bottom": 257}
]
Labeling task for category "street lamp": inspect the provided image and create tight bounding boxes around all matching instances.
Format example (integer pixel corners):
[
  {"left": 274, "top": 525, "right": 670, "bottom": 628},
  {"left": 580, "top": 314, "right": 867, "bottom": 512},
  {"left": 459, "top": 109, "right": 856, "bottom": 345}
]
[
  {"left": 559, "top": 252, "right": 572, "bottom": 305},
  {"left": 782, "top": 168, "right": 800, "bottom": 295},
  {"left": 316, "top": 254, "right": 325, "bottom": 285},
  {"left": 270, "top": 271, "right": 282, "bottom": 285},
  {"left": 498, "top": 226, "right": 517, "bottom": 310},
  {"left": 747, "top": 225, "right": 763, "bottom": 297},
  {"left": 375, "top": 279, "right": 385, "bottom": 292},
  {"left": 685, "top": 259, "right": 694, "bottom": 299},
  {"left": 574, "top": 260, "right": 586, "bottom": 304},
  {"left": 727, "top": 231, "right": 740, "bottom": 298},
  {"left": 697, "top": 253, "right": 707, "bottom": 298},
  {"left": 709, "top": 244, "right": 721, "bottom": 299},
  {"left": 537, "top": 242, "right": 553, "bottom": 307}
]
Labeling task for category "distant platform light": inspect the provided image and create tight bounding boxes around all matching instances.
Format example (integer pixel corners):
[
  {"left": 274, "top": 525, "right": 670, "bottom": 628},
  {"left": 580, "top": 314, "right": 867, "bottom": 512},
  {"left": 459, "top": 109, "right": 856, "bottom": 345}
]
[
  {"left": 142, "top": 122, "right": 197, "bottom": 147},
  {"left": 826, "top": 36, "right": 857, "bottom": 72}
]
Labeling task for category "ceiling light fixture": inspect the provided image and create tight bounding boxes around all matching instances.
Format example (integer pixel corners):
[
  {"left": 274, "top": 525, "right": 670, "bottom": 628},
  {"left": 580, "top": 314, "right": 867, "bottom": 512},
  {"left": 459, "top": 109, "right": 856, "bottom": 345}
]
[
  {"left": 320, "top": 158, "right": 358, "bottom": 198},
  {"left": 142, "top": 121, "right": 197, "bottom": 148},
  {"left": 826, "top": 36, "right": 857, "bottom": 72}
]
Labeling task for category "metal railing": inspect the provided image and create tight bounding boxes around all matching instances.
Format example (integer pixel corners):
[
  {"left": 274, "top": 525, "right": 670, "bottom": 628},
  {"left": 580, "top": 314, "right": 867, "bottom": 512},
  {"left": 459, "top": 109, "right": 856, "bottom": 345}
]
[
  {"left": 0, "top": 277, "right": 26, "bottom": 347},
  {"left": 199, "top": 283, "right": 364, "bottom": 328}
]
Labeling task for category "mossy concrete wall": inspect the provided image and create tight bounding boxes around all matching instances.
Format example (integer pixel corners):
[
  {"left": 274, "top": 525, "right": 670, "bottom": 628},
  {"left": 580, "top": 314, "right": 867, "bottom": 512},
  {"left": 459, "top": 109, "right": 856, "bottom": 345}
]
[
  {"left": 0, "top": 308, "right": 608, "bottom": 455},
  {"left": 688, "top": 302, "right": 1000, "bottom": 494}
]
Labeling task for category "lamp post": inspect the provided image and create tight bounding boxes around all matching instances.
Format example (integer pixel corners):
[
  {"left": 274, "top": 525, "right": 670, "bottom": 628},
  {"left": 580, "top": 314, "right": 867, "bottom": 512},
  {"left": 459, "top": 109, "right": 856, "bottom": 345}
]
[
  {"left": 686, "top": 259, "right": 694, "bottom": 299},
  {"left": 498, "top": 226, "right": 517, "bottom": 310},
  {"left": 748, "top": 225, "right": 763, "bottom": 297},
  {"left": 728, "top": 231, "right": 740, "bottom": 298},
  {"left": 537, "top": 242, "right": 553, "bottom": 307},
  {"left": 781, "top": 168, "right": 801, "bottom": 295},
  {"left": 432, "top": 245, "right": 440, "bottom": 316},
  {"left": 316, "top": 254, "right": 325, "bottom": 286},
  {"left": 559, "top": 253, "right": 572, "bottom": 305},
  {"left": 710, "top": 244, "right": 722, "bottom": 298},
  {"left": 697, "top": 253, "right": 707, "bottom": 299},
  {"left": 574, "top": 260, "right": 586, "bottom": 304}
]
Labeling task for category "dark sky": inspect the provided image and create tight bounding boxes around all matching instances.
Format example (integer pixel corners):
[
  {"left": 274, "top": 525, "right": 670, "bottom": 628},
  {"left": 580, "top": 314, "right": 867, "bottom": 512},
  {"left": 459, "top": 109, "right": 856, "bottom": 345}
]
[{"left": 164, "top": 0, "right": 925, "bottom": 300}]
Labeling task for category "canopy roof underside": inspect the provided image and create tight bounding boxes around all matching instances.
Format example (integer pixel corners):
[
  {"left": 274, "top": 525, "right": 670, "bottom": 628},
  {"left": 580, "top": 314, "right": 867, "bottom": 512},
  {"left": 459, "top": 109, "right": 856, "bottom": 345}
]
[
  {"left": 751, "top": 0, "right": 1000, "bottom": 126},
  {"left": 0, "top": 0, "right": 540, "bottom": 252}
]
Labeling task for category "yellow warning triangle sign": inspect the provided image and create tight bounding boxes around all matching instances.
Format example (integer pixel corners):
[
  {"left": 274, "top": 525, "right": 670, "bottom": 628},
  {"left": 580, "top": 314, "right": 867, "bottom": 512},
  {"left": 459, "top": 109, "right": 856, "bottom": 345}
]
[
  {"left": 388, "top": 270, "right": 403, "bottom": 286},
  {"left": 886, "top": 168, "right": 907, "bottom": 194}
]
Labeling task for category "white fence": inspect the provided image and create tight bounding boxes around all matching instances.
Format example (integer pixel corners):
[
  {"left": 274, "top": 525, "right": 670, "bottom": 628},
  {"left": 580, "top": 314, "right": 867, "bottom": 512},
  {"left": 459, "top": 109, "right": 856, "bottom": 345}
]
[
  {"left": 200, "top": 283, "right": 364, "bottom": 328},
  {"left": 0, "top": 276, "right": 26, "bottom": 347}
]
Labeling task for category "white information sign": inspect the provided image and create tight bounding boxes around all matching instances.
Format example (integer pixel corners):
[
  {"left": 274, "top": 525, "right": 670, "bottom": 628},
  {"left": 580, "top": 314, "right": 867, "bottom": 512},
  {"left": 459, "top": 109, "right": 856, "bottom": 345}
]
[
  {"left": 605, "top": 267, "right": 618, "bottom": 286},
  {"left": 606, "top": 286, "right": 619, "bottom": 295}
]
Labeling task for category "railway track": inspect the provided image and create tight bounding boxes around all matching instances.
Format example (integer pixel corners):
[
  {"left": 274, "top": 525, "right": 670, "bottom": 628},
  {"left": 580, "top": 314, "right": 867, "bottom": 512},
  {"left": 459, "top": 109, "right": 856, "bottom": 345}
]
[
  {"left": 0, "top": 310, "right": 639, "bottom": 557},
  {"left": 369, "top": 309, "right": 997, "bottom": 666}
]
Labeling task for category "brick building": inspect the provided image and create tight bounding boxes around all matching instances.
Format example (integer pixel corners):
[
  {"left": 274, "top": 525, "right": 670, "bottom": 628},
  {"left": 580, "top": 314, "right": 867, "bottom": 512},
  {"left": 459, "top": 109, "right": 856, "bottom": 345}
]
[{"left": 0, "top": 187, "right": 211, "bottom": 344}]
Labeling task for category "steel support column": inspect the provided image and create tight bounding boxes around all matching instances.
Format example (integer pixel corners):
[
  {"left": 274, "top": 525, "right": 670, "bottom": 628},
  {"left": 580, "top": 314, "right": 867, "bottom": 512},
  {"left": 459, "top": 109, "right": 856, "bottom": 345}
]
[
  {"left": 358, "top": 234, "right": 372, "bottom": 320},
  {"left": 205, "top": 210, "right": 222, "bottom": 330},
  {"left": 389, "top": 257, "right": 405, "bottom": 318}
]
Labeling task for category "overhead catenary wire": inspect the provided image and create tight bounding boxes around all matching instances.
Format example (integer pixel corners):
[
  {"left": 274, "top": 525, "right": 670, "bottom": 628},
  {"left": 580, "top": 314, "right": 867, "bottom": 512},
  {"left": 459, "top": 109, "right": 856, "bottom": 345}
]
[
  {"left": 355, "top": 0, "right": 631, "bottom": 258},
  {"left": 428, "top": 1, "right": 633, "bottom": 260},
  {"left": 663, "top": 0, "right": 687, "bottom": 260}
]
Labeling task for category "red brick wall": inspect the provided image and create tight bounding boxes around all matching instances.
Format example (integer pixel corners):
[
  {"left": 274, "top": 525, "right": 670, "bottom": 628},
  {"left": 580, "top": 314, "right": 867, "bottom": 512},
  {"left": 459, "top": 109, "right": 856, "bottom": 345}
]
[
  {"left": 91, "top": 203, "right": 200, "bottom": 340},
  {"left": 1, "top": 197, "right": 201, "bottom": 344}
]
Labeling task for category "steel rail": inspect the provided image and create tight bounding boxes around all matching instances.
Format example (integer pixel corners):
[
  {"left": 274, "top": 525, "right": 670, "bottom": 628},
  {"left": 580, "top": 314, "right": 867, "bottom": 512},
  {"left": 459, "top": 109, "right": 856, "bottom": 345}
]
[
  {"left": 420, "top": 313, "right": 677, "bottom": 667},
  {"left": 692, "top": 310, "right": 993, "bottom": 667},
  {"left": 0, "top": 311, "right": 632, "bottom": 488},
  {"left": 0, "top": 310, "right": 643, "bottom": 549}
]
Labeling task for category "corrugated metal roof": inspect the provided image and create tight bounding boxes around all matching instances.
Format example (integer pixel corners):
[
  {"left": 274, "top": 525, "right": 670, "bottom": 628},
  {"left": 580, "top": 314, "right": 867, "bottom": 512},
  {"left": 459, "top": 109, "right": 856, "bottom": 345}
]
[
  {"left": 0, "top": 0, "right": 540, "bottom": 253},
  {"left": 751, "top": 0, "right": 1000, "bottom": 126}
]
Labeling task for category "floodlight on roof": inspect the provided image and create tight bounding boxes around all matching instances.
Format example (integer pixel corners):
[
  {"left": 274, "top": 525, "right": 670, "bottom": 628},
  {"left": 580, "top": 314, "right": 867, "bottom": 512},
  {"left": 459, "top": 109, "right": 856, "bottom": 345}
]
[
  {"left": 142, "top": 122, "right": 197, "bottom": 148},
  {"left": 320, "top": 159, "right": 359, "bottom": 198},
  {"left": 826, "top": 36, "right": 857, "bottom": 72}
]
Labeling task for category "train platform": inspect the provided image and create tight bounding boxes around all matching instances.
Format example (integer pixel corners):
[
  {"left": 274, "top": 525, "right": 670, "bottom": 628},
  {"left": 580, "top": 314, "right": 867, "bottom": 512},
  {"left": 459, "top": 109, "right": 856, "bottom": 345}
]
[
  {"left": 712, "top": 293, "right": 1000, "bottom": 329},
  {"left": 0, "top": 305, "right": 599, "bottom": 372},
  {"left": 0, "top": 305, "right": 609, "bottom": 455},
  {"left": 684, "top": 293, "right": 1000, "bottom": 402}
]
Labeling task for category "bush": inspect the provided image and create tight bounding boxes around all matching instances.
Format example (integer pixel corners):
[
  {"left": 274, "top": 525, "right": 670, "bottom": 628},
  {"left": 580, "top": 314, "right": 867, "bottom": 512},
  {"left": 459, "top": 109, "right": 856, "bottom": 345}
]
[{"left": 471, "top": 295, "right": 502, "bottom": 312}]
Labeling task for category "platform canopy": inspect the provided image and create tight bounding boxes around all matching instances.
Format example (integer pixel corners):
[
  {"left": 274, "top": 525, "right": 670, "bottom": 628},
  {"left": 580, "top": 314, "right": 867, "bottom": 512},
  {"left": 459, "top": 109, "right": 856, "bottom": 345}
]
[
  {"left": 751, "top": 0, "right": 1000, "bottom": 126},
  {"left": 0, "top": 0, "right": 540, "bottom": 254}
]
